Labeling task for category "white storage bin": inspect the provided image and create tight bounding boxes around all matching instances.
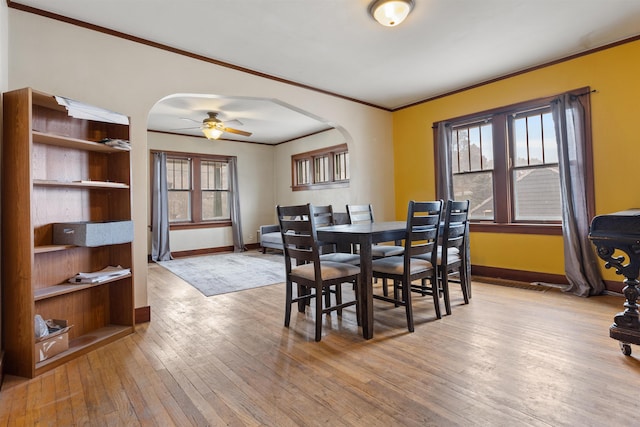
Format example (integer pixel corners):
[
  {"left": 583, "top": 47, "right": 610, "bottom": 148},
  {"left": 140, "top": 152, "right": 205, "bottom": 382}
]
[{"left": 52, "top": 220, "right": 133, "bottom": 247}]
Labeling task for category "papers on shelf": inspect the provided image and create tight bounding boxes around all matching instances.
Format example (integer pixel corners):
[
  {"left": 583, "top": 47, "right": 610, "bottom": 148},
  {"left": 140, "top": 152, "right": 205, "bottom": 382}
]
[
  {"left": 68, "top": 265, "right": 130, "bottom": 284},
  {"left": 55, "top": 96, "right": 130, "bottom": 125},
  {"left": 99, "top": 138, "right": 131, "bottom": 150}
]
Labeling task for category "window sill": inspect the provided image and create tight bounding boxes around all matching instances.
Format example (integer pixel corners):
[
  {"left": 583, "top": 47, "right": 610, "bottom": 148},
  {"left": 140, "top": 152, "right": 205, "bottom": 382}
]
[
  {"left": 470, "top": 222, "right": 562, "bottom": 235},
  {"left": 169, "top": 221, "right": 232, "bottom": 230},
  {"left": 292, "top": 181, "right": 349, "bottom": 191}
]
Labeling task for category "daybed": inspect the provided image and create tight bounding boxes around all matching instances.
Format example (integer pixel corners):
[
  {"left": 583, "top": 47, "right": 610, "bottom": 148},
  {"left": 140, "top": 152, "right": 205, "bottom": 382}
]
[
  {"left": 259, "top": 213, "right": 349, "bottom": 253},
  {"left": 260, "top": 224, "right": 282, "bottom": 253}
]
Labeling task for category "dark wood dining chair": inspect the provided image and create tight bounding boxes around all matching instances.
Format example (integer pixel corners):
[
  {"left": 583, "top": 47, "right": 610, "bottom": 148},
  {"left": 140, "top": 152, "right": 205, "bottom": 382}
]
[
  {"left": 313, "top": 205, "right": 361, "bottom": 265},
  {"left": 277, "top": 204, "right": 361, "bottom": 342},
  {"left": 346, "top": 203, "right": 405, "bottom": 296},
  {"left": 414, "top": 199, "right": 470, "bottom": 315},
  {"left": 438, "top": 199, "right": 471, "bottom": 314},
  {"left": 371, "top": 200, "right": 443, "bottom": 331},
  {"left": 346, "top": 204, "right": 405, "bottom": 258}
]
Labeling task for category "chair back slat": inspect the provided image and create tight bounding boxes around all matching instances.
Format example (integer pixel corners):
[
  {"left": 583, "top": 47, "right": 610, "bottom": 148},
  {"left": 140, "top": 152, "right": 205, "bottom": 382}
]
[
  {"left": 312, "top": 205, "right": 340, "bottom": 254},
  {"left": 280, "top": 219, "right": 309, "bottom": 234},
  {"left": 277, "top": 204, "right": 322, "bottom": 272},
  {"left": 312, "top": 205, "right": 334, "bottom": 228},
  {"left": 441, "top": 199, "right": 470, "bottom": 261},
  {"left": 405, "top": 200, "right": 442, "bottom": 260},
  {"left": 346, "top": 204, "right": 374, "bottom": 224}
]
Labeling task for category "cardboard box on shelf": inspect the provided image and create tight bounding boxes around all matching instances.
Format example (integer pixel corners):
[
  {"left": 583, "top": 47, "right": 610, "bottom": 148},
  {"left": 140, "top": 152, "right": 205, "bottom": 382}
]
[{"left": 35, "top": 319, "right": 72, "bottom": 362}]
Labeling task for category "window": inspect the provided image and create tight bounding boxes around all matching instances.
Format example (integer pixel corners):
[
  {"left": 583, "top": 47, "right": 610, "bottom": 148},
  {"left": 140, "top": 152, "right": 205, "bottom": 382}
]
[
  {"left": 201, "top": 160, "right": 230, "bottom": 221},
  {"left": 163, "top": 153, "right": 232, "bottom": 228},
  {"left": 510, "top": 108, "right": 561, "bottom": 221},
  {"left": 292, "top": 144, "right": 349, "bottom": 191},
  {"left": 451, "top": 121, "right": 494, "bottom": 220},
  {"left": 167, "top": 157, "right": 192, "bottom": 222},
  {"left": 441, "top": 88, "right": 593, "bottom": 233}
]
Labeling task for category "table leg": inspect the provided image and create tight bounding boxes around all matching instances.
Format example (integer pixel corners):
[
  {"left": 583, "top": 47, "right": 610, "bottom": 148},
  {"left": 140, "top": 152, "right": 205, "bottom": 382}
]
[{"left": 358, "top": 235, "right": 374, "bottom": 339}]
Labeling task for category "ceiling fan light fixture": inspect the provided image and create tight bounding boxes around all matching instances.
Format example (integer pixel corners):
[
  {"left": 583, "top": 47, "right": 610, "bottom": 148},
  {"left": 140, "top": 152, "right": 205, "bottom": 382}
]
[
  {"left": 202, "top": 126, "right": 224, "bottom": 140},
  {"left": 369, "top": 0, "right": 414, "bottom": 27}
]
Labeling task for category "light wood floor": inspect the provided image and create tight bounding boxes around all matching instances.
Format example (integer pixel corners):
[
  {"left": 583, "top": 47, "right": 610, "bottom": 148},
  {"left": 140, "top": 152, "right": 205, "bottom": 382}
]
[{"left": 1, "top": 257, "right": 639, "bottom": 426}]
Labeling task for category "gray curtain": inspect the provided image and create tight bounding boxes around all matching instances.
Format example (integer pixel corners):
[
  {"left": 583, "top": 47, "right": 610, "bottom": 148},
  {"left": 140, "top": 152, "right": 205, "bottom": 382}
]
[
  {"left": 434, "top": 122, "right": 471, "bottom": 290},
  {"left": 151, "top": 152, "right": 172, "bottom": 261},
  {"left": 229, "top": 157, "right": 246, "bottom": 252},
  {"left": 551, "top": 94, "right": 604, "bottom": 296},
  {"left": 435, "top": 122, "right": 453, "bottom": 201}
]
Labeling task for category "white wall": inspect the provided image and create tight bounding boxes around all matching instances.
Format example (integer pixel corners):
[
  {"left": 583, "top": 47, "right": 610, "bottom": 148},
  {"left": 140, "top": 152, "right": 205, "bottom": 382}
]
[
  {"left": 6, "top": 9, "right": 395, "bottom": 308},
  {"left": 0, "top": 1, "right": 7, "bottom": 92},
  {"left": 147, "top": 131, "right": 276, "bottom": 252}
]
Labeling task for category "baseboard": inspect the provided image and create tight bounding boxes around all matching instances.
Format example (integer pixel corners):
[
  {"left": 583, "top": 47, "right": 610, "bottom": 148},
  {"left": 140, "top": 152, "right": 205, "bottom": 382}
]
[
  {"left": 603, "top": 280, "right": 624, "bottom": 294},
  {"left": 472, "top": 265, "right": 624, "bottom": 294},
  {"left": 471, "top": 265, "right": 569, "bottom": 285},
  {"left": 135, "top": 306, "right": 151, "bottom": 324},
  {"left": 0, "top": 351, "right": 4, "bottom": 391},
  {"left": 148, "top": 243, "right": 263, "bottom": 262}
]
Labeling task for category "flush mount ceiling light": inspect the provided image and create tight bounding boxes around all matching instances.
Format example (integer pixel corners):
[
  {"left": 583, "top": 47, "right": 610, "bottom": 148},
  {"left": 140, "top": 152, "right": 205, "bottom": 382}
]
[{"left": 369, "top": 0, "right": 414, "bottom": 27}]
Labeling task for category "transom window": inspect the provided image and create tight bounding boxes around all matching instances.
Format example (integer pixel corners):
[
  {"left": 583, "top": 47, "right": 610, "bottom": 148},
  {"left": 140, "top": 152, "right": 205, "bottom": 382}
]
[
  {"left": 164, "top": 153, "right": 232, "bottom": 227},
  {"left": 292, "top": 144, "right": 349, "bottom": 191}
]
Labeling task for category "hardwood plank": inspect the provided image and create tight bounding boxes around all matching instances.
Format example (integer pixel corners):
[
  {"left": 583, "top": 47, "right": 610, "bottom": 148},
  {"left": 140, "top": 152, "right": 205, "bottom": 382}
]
[
  {"left": 2, "top": 256, "right": 640, "bottom": 425},
  {"left": 64, "top": 360, "right": 91, "bottom": 426},
  {"left": 53, "top": 367, "right": 74, "bottom": 426}
]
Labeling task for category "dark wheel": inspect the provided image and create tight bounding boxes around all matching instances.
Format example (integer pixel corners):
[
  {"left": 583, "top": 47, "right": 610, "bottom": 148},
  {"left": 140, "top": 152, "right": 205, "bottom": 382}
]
[{"left": 620, "top": 342, "right": 632, "bottom": 356}]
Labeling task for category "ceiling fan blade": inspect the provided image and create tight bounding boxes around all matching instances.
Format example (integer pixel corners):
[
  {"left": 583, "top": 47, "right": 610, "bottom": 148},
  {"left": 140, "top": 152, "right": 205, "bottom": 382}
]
[
  {"left": 223, "top": 127, "right": 252, "bottom": 137},
  {"left": 224, "top": 119, "right": 243, "bottom": 127},
  {"left": 170, "top": 126, "right": 201, "bottom": 131},
  {"left": 179, "top": 117, "right": 202, "bottom": 123}
]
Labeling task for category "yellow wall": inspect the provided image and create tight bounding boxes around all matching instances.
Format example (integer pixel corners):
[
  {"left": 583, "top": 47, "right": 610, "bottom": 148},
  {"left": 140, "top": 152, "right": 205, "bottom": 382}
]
[{"left": 393, "top": 39, "right": 640, "bottom": 280}]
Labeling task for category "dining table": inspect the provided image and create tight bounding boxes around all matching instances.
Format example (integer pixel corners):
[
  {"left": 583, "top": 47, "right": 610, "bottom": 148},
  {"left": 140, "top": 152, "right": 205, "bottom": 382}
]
[{"left": 317, "top": 221, "right": 407, "bottom": 340}]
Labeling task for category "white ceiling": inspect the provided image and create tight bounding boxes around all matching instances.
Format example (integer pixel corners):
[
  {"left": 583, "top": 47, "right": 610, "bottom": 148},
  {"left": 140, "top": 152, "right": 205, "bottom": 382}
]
[
  {"left": 147, "top": 94, "right": 334, "bottom": 144},
  {"left": 11, "top": 0, "right": 640, "bottom": 143}
]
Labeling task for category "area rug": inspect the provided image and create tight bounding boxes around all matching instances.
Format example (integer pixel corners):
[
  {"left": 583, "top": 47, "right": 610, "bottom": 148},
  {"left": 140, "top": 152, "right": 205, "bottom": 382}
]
[{"left": 157, "top": 252, "right": 285, "bottom": 297}]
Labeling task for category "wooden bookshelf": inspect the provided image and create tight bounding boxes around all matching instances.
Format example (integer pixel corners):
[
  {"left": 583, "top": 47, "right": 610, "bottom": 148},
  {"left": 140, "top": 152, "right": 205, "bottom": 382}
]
[{"left": 2, "top": 87, "right": 135, "bottom": 378}]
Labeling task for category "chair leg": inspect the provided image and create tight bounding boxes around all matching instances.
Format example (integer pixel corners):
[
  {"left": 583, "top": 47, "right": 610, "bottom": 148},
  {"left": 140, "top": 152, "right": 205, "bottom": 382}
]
[
  {"left": 315, "top": 285, "right": 323, "bottom": 342},
  {"left": 298, "top": 284, "right": 309, "bottom": 312},
  {"left": 285, "top": 280, "right": 293, "bottom": 327},
  {"left": 419, "top": 278, "right": 428, "bottom": 296},
  {"left": 354, "top": 277, "right": 362, "bottom": 327},
  {"left": 402, "top": 279, "right": 414, "bottom": 332},
  {"left": 324, "top": 286, "right": 331, "bottom": 311},
  {"left": 382, "top": 278, "right": 389, "bottom": 296},
  {"left": 336, "top": 283, "right": 343, "bottom": 316},
  {"left": 431, "top": 274, "right": 442, "bottom": 319},
  {"left": 442, "top": 270, "right": 452, "bottom": 316},
  {"left": 460, "top": 266, "right": 470, "bottom": 304},
  {"left": 393, "top": 280, "right": 400, "bottom": 307}
]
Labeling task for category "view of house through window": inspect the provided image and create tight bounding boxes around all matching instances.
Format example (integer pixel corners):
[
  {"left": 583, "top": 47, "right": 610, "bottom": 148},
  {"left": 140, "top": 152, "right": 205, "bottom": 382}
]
[
  {"left": 451, "top": 121, "right": 494, "bottom": 220},
  {"left": 165, "top": 153, "right": 232, "bottom": 226},
  {"left": 510, "top": 108, "right": 561, "bottom": 221},
  {"left": 444, "top": 89, "right": 591, "bottom": 229}
]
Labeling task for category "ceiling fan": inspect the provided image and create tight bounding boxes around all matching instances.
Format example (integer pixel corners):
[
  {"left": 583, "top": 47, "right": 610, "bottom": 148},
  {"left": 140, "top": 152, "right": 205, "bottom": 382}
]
[
  {"left": 177, "top": 112, "right": 252, "bottom": 140},
  {"left": 201, "top": 112, "right": 252, "bottom": 139}
]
